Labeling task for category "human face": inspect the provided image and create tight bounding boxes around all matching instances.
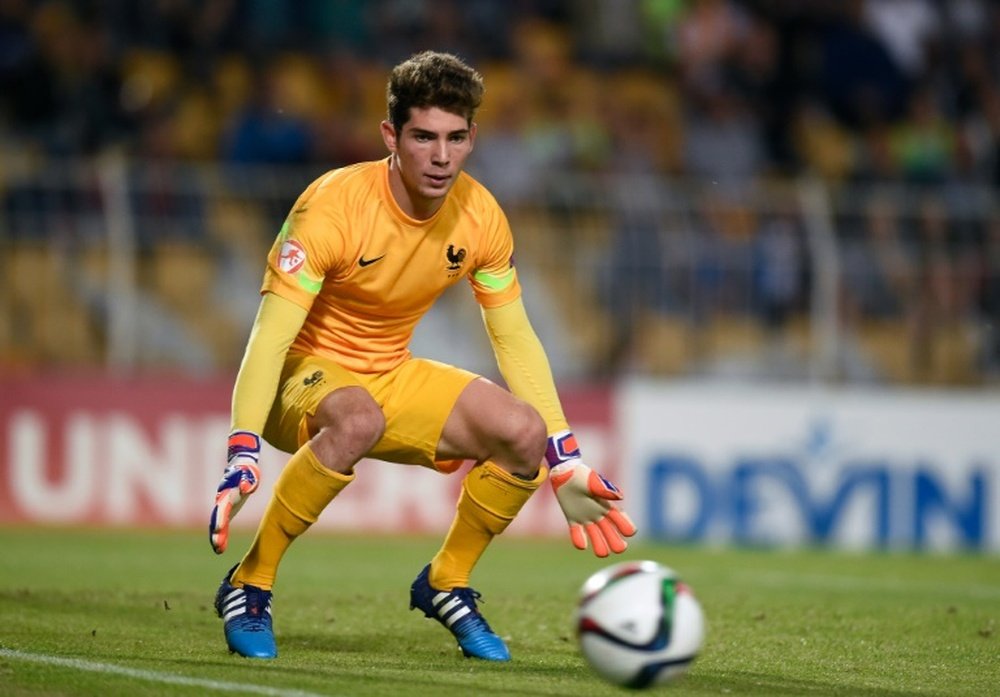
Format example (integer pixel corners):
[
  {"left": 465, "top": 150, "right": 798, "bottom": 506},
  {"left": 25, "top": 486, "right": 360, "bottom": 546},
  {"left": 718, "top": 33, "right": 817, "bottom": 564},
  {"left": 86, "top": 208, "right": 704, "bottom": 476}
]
[{"left": 381, "top": 106, "right": 476, "bottom": 220}]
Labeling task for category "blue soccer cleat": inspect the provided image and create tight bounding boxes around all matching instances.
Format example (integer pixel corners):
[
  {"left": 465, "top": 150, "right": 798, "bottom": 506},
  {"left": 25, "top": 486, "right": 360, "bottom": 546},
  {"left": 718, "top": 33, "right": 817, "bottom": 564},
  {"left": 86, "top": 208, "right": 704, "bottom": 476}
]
[
  {"left": 214, "top": 564, "right": 277, "bottom": 659},
  {"left": 409, "top": 564, "right": 511, "bottom": 661}
]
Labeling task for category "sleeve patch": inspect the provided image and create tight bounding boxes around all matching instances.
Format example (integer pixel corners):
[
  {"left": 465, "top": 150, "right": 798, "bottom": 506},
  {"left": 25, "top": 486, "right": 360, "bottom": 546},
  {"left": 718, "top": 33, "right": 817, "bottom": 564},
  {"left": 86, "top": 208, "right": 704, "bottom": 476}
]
[
  {"left": 473, "top": 266, "right": 516, "bottom": 291},
  {"left": 296, "top": 271, "right": 323, "bottom": 293},
  {"left": 278, "top": 240, "right": 307, "bottom": 273}
]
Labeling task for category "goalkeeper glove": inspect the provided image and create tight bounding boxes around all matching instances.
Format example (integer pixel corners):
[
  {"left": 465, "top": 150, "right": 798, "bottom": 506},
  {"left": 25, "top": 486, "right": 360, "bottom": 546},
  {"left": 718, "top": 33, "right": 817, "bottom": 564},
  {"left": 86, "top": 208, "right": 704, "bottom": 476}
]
[
  {"left": 546, "top": 430, "right": 636, "bottom": 557},
  {"left": 209, "top": 431, "right": 262, "bottom": 554}
]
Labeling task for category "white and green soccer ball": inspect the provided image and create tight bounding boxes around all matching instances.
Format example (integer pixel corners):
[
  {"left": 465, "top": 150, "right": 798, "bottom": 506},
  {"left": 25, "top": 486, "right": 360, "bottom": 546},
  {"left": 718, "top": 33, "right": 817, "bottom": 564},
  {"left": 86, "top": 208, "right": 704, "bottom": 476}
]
[{"left": 576, "top": 560, "right": 705, "bottom": 689}]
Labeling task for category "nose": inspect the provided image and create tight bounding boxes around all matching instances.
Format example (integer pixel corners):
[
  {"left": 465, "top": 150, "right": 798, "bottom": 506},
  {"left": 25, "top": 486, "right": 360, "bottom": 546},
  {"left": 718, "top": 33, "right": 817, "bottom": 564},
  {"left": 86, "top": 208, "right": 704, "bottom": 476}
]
[{"left": 431, "top": 138, "right": 449, "bottom": 165}]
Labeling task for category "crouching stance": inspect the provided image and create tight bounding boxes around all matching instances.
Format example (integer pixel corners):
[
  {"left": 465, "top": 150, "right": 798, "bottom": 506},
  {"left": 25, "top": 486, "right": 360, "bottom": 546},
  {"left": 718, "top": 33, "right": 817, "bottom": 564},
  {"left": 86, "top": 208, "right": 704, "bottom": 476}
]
[{"left": 208, "top": 50, "right": 635, "bottom": 661}]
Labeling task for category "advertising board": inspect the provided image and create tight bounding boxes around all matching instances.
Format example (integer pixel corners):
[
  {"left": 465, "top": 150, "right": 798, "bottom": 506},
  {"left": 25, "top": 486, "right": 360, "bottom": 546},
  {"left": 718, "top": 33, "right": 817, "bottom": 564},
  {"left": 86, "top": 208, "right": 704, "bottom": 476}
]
[
  {"left": 0, "top": 376, "right": 613, "bottom": 538},
  {"left": 623, "top": 382, "right": 999, "bottom": 551}
]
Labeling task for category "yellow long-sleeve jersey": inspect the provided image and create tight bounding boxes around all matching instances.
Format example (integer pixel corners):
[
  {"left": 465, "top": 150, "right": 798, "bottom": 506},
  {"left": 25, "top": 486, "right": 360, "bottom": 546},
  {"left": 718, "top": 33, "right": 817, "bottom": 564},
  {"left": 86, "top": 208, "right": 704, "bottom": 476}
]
[{"left": 230, "top": 158, "right": 569, "bottom": 436}]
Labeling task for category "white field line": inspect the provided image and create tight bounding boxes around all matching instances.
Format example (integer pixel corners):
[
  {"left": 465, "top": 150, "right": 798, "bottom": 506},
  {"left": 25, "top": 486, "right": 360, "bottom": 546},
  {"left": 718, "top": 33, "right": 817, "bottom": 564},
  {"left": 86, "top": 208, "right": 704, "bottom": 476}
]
[{"left": 0, "top": 648, "right": 333, "bottom": 697}]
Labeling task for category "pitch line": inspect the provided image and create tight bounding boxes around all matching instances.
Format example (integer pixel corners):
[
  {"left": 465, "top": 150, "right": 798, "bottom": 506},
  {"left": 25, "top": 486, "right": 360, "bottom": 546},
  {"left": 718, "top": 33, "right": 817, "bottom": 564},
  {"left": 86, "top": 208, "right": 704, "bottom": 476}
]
[{"left": 0, "top": 647, "right": 333, "bottom": 697}]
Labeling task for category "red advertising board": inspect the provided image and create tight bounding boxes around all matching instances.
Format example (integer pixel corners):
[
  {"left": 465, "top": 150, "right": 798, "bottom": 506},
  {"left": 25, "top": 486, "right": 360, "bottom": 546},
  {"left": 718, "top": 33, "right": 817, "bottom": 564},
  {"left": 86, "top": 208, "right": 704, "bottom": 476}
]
[{"left": 0, "top": 375, "right": 614, "bottom": 537}]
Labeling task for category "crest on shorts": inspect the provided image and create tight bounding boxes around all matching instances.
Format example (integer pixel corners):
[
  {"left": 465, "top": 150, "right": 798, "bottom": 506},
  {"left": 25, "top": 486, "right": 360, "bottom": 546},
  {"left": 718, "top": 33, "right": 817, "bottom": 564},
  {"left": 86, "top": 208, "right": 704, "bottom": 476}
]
[{"left": 303, "top": 370, "right": 324, "bottom": 387}]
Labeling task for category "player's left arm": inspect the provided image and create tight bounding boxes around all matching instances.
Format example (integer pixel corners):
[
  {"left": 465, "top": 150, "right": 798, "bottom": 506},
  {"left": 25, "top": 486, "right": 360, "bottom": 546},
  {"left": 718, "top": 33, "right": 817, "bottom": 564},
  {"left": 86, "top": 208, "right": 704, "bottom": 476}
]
[{"left": 480, "top": 297, "right": 637, "bottom": 557}]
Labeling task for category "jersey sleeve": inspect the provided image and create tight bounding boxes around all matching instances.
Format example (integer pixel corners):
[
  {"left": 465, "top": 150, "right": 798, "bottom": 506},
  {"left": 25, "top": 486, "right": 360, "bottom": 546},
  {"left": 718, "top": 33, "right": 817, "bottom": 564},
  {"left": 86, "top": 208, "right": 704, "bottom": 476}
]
[
  {"left": 468, "top": 199, "right": 521, "bottom": 308},
  {"left": 261, "top": 186, "right": 348, "bottom": 310},
  {"left": 231, "top": 292, "right": 309, "bottom": 434},
  {"left": 481, "top": 297, "right": 569, "bottom": 434}
]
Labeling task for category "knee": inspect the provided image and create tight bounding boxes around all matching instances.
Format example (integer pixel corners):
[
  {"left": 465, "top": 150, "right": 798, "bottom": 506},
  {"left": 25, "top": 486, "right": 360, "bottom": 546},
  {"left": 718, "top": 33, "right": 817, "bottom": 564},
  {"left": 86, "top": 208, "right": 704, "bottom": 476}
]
[
  {"left": 504, "top": 403, "right": 547, "bottom": 473},
  {"left": 331, "top": 404, "right": 386, "bottom": 451},
  {"left": 311, "top": 388, "right": 385, "bottom": 458}
]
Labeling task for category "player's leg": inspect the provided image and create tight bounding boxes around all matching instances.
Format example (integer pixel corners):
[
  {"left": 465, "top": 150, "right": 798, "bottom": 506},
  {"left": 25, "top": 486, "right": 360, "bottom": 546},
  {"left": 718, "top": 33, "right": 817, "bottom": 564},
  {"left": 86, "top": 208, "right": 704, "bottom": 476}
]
[
  {"left": 412, "top": 378, "right": 548, "bottom": 661},
  {"left": 217, "top": 354, "right": 381, "bottom": 658},
  {"left": 373, "top": 361, "right": 547, "bottom": 660},
  {"left": 429, "top": 376, "right": 548, "bottom": 589},
  {"left": 366, "top": 361, "right": 548, "bottom": 574},
  {"left": 234, "top": 356, "right": 382, "bottom": 590}
]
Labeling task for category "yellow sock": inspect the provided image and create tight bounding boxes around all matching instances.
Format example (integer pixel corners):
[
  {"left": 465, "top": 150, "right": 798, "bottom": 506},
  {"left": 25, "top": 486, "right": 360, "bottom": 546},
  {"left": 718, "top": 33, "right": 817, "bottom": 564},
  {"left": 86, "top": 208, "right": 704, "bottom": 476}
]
[
  {"left": 232, "top": 444, "right": 353, "bottom": 590},
  {"left": 429, "top": 462, "right": 546, "bottom": 590}
]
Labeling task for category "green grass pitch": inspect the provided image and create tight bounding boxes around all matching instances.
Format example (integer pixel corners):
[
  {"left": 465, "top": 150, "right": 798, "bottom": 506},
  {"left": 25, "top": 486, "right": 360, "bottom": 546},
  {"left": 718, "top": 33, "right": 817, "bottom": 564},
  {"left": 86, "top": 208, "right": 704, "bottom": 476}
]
[{"left": 1, "top": 527, "right": 998, "bottom": 696}]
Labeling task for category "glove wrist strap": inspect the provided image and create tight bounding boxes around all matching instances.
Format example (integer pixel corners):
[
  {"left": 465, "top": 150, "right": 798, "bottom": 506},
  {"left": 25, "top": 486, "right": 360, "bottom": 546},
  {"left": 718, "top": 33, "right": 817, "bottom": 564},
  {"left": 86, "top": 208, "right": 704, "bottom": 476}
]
[
  {"left": 228, "top": 430, "right": 261, "bottom": 463},
  {"left": 545, "top": 429, "right": 580, "bottom": 469}
]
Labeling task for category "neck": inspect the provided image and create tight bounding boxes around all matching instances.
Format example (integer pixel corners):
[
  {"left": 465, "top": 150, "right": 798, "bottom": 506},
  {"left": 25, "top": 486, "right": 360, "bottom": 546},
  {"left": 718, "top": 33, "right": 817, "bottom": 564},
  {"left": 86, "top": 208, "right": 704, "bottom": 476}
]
[{"left": 387, "top": 156, "right": 440, "bottom": 220}]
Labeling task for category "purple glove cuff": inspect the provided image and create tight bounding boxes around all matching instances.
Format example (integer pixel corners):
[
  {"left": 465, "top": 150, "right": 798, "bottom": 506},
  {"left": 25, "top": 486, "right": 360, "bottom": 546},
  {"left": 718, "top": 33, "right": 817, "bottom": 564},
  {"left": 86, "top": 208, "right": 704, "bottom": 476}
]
[{"left": 545, "top": 430, "right": 581, "bottom": 468}]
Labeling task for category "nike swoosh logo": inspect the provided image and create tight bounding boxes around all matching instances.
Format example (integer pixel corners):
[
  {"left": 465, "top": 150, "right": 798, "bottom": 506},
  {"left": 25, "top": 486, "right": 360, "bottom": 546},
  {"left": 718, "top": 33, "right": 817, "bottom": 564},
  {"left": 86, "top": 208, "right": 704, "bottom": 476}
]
[{"left": 358, "top": 254, "right": 386, "bottom": 267}]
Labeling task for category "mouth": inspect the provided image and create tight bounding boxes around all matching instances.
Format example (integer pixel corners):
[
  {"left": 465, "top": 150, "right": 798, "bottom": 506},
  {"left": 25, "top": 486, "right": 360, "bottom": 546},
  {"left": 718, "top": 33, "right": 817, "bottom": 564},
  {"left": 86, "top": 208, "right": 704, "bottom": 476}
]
[{"left": 425, "top": 172, "right": 450, "bottom": 187}]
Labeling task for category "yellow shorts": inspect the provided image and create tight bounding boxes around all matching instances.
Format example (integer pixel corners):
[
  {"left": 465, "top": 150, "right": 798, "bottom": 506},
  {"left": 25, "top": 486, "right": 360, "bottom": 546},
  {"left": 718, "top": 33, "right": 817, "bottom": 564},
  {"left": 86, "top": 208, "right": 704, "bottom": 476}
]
[{"left": 263, "top": 352, "right": 478, "bottom": 472}]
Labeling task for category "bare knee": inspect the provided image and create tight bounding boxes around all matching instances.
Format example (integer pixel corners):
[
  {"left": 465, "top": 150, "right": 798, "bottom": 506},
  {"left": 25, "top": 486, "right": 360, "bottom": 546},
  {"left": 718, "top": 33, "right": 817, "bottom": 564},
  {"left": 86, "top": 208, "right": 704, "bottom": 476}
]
[
  {"left": 498, "top": 403, "right": 547, "bottom": 477},
  {"left": 308, "top": 387, "right": 385, "bottom": 473}
]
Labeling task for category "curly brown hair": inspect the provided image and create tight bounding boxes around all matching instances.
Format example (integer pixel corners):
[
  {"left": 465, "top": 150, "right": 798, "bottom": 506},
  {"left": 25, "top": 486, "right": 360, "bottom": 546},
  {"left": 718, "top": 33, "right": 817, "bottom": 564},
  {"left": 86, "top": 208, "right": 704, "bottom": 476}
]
[{"left": 386, "top": 51, "right": 484, "bottom": 132}]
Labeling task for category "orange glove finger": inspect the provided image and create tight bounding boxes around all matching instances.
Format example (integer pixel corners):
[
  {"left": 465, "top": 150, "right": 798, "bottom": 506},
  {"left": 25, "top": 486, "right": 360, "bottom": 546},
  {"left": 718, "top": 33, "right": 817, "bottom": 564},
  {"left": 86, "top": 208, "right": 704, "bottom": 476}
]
[
  {"left": 210, "top": 527, "right": 230, "bottom": 555},
  {"left": 569, "top": 523, "right": 589, "bottom": 551},
  {"left": 209, "top": 497, "right": 233, "bottom": 554},
  {"left": 211, "top": 492, "right": 233, "bottom": 534},
  {"left": 597, "top": 516, "right": 629, "bottom": 554},
  {"left": 608, "top": 508, "right": 637, "bottom": 537},
  {"left": 585, "top": 522, "right": 610, "bottom": 558}
]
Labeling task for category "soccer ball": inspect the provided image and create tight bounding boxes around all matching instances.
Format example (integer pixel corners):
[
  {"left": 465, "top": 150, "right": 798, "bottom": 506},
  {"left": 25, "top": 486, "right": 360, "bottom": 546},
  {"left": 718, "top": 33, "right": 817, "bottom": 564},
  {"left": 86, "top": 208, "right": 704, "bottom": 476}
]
[{"left": 576, "top": 560, "right": 705, "bottom": 689}]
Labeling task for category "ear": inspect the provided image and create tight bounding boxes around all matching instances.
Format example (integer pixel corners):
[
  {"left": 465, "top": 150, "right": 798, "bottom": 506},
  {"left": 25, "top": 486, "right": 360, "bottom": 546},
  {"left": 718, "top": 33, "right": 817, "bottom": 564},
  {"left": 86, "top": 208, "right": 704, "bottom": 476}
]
[
  {"left": 380, "top": 120, "right": 397, "bottom": 152},
  {"left": 468, "top": 122, "right": 477, "bottom": 152}
]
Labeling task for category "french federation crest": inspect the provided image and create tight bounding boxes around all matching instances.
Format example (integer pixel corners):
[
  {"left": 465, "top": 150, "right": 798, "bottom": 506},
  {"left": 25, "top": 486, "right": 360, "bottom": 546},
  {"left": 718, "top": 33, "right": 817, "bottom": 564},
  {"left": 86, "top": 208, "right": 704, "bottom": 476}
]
[{"left": 278, "top": 240, "right": 307, "bottom": 273}]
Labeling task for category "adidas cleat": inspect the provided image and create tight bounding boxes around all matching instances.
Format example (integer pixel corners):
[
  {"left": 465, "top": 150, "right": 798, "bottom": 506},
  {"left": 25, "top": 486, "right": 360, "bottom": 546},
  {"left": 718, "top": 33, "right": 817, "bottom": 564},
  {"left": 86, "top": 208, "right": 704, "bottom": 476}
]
[
  {"left": 214, "top": 564, "right": 277, "bottom": 659},
  {"left": 409, "top": 564, "right": 511, "bottom": 661}
]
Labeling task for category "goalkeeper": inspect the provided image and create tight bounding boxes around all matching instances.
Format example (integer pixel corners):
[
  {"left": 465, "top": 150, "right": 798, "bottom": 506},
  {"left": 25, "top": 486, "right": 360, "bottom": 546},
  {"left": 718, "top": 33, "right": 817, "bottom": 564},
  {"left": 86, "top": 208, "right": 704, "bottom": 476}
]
[{"left": 209, "top": 50, "right": 636, "bottom": 661}]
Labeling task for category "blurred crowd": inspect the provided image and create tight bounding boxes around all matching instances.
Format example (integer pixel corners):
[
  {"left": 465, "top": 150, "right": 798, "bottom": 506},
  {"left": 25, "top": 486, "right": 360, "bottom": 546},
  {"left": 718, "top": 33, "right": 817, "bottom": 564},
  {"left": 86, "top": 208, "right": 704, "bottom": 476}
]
[
  {"left": 1, "top": 0, "right": 1000, "bottom": 383},
  {"left": 1, "top": 0, "right": 997, "bottom": 183}
]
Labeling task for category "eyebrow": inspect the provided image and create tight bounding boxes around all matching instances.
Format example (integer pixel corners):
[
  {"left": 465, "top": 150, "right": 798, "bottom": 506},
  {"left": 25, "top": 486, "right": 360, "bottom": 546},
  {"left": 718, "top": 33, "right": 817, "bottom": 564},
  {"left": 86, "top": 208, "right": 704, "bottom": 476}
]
[{"left": 409, "top": 127, "right": 469, "bottom": 137}]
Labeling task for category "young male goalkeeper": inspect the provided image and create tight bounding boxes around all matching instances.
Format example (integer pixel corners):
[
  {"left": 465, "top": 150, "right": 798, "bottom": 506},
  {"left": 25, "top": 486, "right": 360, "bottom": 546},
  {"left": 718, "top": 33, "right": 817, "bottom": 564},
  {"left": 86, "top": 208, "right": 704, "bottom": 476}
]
[{"left": 208, "top": 50, "right": 636, "bottom": 661}]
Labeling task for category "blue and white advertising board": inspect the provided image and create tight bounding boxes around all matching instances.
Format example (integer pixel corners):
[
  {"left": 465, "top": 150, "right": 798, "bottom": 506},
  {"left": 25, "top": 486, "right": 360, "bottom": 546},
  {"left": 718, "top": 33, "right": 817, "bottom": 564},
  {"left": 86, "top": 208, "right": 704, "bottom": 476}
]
[{"left": 622, "top": 383, "right": 1000, "bottom": 551}]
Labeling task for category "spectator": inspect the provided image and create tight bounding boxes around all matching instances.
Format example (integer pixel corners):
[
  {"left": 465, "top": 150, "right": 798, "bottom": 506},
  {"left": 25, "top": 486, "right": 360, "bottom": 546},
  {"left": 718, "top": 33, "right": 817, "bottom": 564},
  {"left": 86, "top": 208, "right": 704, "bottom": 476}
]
[
  {"left": 975, "top": 211, "right": 1000, "bottom": 378},
  {"left": 862, "top": 0, "right": 940, "bottom": 81},
  {"left": 890, "top": 85, "right": 956, "bottom": 185},
  {"left": 819, "top": 0, "right": 911, "bottom": 129},
  {"left": 1, "top": 1, "right": 130, "bottom": 155},
  {"left": 674, "top": 0, "right": 749, "bottom": 97},
  {"left": 682, "top": 88, "right": 766, "bottom": 186},
  {"left": 222, "top": 60, "right": 316, "bottom": 164},
  {"left": 840, "top": 194, "right": 916, "bottom": 324},
  {"left": 910, "top": 194, "right": 975, "bottom": 381},
  {"left": 754, "top": 204, "right": 807, "bottom": 334}
]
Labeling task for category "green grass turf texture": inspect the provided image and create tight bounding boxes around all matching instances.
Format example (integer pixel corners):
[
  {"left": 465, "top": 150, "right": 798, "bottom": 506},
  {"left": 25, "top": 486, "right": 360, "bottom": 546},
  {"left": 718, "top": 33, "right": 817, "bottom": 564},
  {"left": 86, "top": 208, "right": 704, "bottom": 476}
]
[{"left": 0, "top": 527, "right": 997, "bottom": 696}]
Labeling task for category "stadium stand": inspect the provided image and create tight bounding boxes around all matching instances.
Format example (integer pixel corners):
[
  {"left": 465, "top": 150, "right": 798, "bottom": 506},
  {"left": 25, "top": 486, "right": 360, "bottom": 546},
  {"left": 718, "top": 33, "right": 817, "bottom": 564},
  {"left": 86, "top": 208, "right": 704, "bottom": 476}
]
[{"left": 1, "top": 0, "right": 998, "bottom": 385}]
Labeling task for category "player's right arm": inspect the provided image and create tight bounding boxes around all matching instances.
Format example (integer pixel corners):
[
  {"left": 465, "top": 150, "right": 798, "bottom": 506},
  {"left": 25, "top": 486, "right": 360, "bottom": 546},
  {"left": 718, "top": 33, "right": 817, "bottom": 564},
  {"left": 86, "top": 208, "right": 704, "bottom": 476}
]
[
  {"left": 209, "top": 292, "right": 308, "bottom": 554},
  {"left": 210, "top": 173, "right": 345, "bottom": 554},
  {"left": 230, "top": 292, "right": 309, "bottom": 435}
]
